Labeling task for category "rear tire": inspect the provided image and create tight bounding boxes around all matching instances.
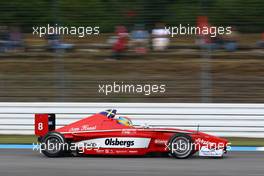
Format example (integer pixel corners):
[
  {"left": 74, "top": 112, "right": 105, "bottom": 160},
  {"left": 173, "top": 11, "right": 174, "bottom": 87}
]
[
  {"left": 169, "top": 133, "right": 194, "bottom": 159},
  {"left": 41, "top": 132, "right": 67, "bottom": 157}
]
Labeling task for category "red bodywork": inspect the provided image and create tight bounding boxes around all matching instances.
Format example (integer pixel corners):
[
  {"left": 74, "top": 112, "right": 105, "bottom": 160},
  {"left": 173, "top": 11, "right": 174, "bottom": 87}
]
[{"left": 35, "top": 111, "right": 228, "bottom": 156}]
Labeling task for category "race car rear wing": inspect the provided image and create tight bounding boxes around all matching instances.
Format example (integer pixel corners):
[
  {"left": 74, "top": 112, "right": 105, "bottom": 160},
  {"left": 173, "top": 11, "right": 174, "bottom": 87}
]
[{"left": 35, "top": 114, "right": 56, "bottom": 137}]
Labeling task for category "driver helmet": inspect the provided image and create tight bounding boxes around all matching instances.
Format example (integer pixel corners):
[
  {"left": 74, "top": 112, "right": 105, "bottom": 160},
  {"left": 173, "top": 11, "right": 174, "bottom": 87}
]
[
  {"left": 100, "top": 109, "right": 117, "bottom": 119},
  {"left": 117, "top": 116, "right": 133, "bottom": 127}
]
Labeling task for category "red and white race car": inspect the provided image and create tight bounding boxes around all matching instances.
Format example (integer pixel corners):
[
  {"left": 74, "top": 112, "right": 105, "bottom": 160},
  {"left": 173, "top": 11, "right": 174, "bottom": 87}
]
[{"left": 35, "top": 109, "right": 229, "bottom": 159}]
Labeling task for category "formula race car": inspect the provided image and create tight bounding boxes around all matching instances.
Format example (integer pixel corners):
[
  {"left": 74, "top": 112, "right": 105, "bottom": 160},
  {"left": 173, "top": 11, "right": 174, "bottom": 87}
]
[{"left": 35, "top": 109, "right": 229, "bottom": 159}]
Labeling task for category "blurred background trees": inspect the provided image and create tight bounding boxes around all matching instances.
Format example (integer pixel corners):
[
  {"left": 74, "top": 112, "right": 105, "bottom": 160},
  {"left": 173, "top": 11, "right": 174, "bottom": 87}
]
[{"left": 0, "top": 0, "right": 263, "bottom": 32}]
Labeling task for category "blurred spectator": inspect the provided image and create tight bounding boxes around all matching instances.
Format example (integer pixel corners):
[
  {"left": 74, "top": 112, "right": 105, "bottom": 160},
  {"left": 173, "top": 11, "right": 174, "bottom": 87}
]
[
  {"left": 256, "top": 32, "right": 264, "bottom": 48},
  {"left": 197, "top": 29, "right": 219, "bottom": 51},
  {"left": 111, "top": 25, "right": 129, "bottom": 59},
  {"left": 46, "top": 29, "right": 73, "bottom": 52},
  {"left": 9, "top": 26, "right": 24, "bottom": 51},
  {"left": 0, "top": 26, "right": 24, "bottom": 52},
  {"left": 130, "top": 24, "right": 149, "bottom": 54},
  {"left": 198, "top": 26, "right": 238, "bottom": 52},
  {"left": 221, "top": 27, "right": 238, "bottom": 52},
  {"left": 152, "top": 22, "right": 170, "bottom": 51},
  {"left": 0, "top": 26, "right": 10, "bottom": 52},
  {"left": 196, "top": 17, "right": 219, "bottom": 51}
]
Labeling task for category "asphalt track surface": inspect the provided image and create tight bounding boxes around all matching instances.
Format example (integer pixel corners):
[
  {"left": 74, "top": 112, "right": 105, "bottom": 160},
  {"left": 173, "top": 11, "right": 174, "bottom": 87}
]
[{"left": 0, "top": 149, "right": 263, "bottom": 176}]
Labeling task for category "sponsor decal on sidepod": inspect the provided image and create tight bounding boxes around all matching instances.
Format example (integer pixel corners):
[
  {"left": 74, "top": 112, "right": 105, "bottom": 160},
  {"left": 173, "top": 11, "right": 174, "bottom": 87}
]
[
  {"left": 75, "top": 137, "right": 151, "bottom": 149},
  {"left": 105, "top": 138, "right": 134, "bottom": 147}
]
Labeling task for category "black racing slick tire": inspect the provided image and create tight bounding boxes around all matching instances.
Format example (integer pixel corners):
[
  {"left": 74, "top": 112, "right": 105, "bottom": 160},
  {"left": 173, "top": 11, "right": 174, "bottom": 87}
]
[
  {"left": 169, "top": 133, "right": 194, "bottom": 159},
  {"left": 41, "top": 132, "right": 68, "bottom": 157}
]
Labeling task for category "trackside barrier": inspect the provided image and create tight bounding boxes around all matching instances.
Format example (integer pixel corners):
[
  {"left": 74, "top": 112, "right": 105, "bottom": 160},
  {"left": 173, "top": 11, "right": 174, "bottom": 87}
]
[{"left": 0, "top": 103, "right": 264, "bottom": 138}]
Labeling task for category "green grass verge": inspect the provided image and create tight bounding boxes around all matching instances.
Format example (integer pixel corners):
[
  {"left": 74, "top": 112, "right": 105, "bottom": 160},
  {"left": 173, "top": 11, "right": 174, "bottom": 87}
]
[
  {"left": 0, "top": 135, "right": 264, "bottom": 146},
  {"left": 226, "top": 137, "right": 264, "bottom": 146},
  {"left": 0, "top": 135, "right": 37, "bottom": 144}
]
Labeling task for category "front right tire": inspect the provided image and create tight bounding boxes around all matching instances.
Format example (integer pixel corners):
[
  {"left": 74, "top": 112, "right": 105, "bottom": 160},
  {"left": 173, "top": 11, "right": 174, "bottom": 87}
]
[{"left": 169, "top": 133, "right": 194, "bottom": 159}]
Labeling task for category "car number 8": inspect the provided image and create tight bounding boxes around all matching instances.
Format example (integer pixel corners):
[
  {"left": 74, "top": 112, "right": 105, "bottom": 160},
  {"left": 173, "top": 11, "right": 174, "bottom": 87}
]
[{"left": 38, "top": 123, "right": 43, "bottom": 131}]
